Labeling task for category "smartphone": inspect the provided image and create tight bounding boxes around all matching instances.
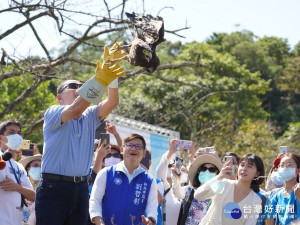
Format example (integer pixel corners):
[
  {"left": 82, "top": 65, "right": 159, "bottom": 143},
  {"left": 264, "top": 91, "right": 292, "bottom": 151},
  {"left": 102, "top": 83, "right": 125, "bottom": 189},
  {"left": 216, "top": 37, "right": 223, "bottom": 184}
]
[
  {"left": 224, "top": 156, "right": 234, "bottom": 174},
  {"left": 175, "top": 140, "right": 193, "bottom": 150},
  {"left": 141, "top": 150, "right": 150, "bottom": 170},
  {"left": 19, "top": 140, "right": 30, "bottom": 150},
  {"left": 224, "top": 156, "right": 233, "bottom": 165},
  {"left": 204, "top": 146, "right": 215, "bottom": 153},
  {"left": 174, "top": 157, "right": 183, "bottom": 176},
  {"left": 279, "top": 146, "right": 288, "bottom": 154},
  {"left": 22, "top": 149, "right": 33, "bottom": 156},
  {"left": 100, "top": 133, "right": 110, "bottom": 147}
]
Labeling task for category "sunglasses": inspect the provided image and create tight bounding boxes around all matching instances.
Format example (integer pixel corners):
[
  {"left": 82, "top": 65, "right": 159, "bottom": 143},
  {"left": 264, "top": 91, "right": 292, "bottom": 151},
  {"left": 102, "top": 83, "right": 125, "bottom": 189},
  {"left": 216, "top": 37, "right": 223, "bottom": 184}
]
[
  {"left": 58, "top": 83, "right": 82, "bottom": 93},
  {"left": 200, "top": 166, "right": 218, "bottom": 173},
  {"left": 124, "top": 143, "right": 144, "bottom": 151},
  {"left": 105, "top": 153, "right": 122, "bottom": 159}
]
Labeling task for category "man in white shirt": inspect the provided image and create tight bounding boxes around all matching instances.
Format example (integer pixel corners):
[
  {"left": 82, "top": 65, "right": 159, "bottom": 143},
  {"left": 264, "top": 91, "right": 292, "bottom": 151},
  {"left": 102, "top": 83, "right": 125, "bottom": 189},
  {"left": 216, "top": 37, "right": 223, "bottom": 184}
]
[
  {"left": 0, "top": 119, "right": 35, "bottom": 225},
  {"left": 90, "top": 133, "right": 158, "bottom": 225}
]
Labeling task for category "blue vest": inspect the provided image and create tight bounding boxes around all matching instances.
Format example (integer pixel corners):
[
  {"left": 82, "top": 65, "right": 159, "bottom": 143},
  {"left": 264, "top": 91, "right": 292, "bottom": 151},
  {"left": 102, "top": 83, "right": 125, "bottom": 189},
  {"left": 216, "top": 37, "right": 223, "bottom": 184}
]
[{"left": 102, "top": 165, "right": 153, "bottom": 225}]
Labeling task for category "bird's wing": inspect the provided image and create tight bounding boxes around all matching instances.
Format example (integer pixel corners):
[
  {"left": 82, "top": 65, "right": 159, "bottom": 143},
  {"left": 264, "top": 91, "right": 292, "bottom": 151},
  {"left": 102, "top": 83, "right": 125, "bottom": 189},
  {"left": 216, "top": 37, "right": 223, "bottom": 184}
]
[{"left": 125, "top": 12, "right": 165, "bottom": 47}]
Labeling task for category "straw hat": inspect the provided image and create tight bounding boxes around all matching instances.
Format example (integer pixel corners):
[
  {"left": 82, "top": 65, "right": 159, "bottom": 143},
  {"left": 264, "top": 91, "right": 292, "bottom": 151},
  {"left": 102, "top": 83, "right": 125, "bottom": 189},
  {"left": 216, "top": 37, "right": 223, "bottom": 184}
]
[
  {"left": 188, "top": 154, "right": 223, "bottom": 182},
  {"left": 19, "top": 154, "right": 42, "bottom": 169}
]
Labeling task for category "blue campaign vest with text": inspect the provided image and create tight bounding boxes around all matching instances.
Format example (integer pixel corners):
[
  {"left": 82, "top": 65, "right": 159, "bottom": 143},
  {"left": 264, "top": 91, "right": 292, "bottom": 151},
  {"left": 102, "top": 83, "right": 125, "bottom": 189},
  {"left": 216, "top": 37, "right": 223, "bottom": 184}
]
[{"left": 102, "top": 165, "right": 153, "bottom": 225}]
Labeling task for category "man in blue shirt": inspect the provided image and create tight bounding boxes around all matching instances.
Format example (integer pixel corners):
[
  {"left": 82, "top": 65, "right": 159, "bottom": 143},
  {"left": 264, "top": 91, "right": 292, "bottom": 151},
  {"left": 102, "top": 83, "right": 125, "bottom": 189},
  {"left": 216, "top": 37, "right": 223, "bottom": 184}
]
[{"left": 35, "top": 45, "right": 126, "bottom": 225}]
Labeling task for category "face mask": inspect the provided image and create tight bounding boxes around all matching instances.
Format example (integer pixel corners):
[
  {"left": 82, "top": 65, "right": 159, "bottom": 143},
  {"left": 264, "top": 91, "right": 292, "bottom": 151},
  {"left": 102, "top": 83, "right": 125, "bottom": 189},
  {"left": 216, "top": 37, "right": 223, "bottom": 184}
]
[
  {"left": 198, "top": 170, "right": 216, "bottom": 184},
  {"left": 5, "top": 134, "right": 23, "bottom": 150},
  {"left": 104, "top": 157, "right": 121, "bottom": 167},
  {"left": 180, "top": 172, "right": 188, "bottom": 184},
  {"left": 278, "top": 167, "right": 296, "bottom": 182},
  {"left": 28, "top": 167, "right": 41, "bottom": 180},
  {"left": 270, "top": 171, "right": 284, "bottom": 186}
]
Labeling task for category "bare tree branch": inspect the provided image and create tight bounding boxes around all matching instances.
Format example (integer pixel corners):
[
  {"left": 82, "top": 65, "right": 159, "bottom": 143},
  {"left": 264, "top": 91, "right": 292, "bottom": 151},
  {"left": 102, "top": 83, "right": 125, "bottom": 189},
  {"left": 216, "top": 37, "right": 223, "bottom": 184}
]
[
  {"left": 103, "top": 0, "right": 111, "bottom": 28},
  {"left": 188, "top": 90, "right": 239, "bottom": 112},
  {"left": 23, "top": 117, "right": 44, "bottom": 138},
  {"left": 23, "top": 13, "right": 52, "bottom": 61},
  {"left": 157, "top": 6, "right": 174, "bottom": 16},
  {"left": 0, "top": 11, "right": 50, "bottom": 40},
  {"left": 121, "top": 61, "right": 206, "bottom": 82},
  {"left": 165, "top": 27, "right": 191, "bottom": 38}
]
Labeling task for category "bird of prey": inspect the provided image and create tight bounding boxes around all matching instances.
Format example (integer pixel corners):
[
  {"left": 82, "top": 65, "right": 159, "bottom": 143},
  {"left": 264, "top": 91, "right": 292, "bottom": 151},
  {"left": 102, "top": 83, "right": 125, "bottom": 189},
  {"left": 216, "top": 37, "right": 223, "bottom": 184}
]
[{"left": 119, "top": 12, "right": 165, "bottom": 73}]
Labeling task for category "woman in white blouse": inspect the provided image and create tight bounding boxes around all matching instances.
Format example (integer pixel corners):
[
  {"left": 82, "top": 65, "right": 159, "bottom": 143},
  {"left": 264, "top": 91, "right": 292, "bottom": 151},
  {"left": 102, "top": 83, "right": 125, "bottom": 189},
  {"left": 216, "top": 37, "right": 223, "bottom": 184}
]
[{"left": 194, "top": 153, "right": 265, "bottom": 225}]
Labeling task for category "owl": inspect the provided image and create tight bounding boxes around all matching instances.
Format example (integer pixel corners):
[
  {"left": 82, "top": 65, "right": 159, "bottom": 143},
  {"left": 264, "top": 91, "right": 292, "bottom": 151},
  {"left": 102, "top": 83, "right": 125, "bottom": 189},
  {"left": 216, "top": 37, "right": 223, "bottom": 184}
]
[{"left": 122, "top": 12, "right": 165, "bottom": 73}]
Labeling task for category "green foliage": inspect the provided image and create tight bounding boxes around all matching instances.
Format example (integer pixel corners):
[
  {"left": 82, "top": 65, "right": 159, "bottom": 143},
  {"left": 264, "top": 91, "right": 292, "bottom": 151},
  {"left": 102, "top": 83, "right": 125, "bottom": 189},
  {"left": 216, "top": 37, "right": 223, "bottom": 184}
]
[
  {"left": 278, "top": 122, "right": 300, "bottom": 153},
  {"left": 0, "top": 72, "right": 57, "bottom": 144},
  {"left": 116, "top": 41, "right": 269, "bottom": 152},
  {"left": 1, "top": 29, "right": 299, "bottom": 164},
  {"left": 231, "top": 120, "right": 278, "bottom": 170}
]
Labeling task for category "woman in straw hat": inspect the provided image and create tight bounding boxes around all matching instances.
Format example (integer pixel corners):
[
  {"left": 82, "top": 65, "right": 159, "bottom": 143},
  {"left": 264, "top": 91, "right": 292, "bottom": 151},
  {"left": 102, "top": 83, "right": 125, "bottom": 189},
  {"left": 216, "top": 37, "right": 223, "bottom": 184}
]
[
  {"left": 170, "top": 140, "right": 223, "bottom": 225},
  {"left": 19, "top": 154, "right": 42, "bottom": 225},
  {"left": 195, "top": 153, "right": 265, "bottom": 225}
]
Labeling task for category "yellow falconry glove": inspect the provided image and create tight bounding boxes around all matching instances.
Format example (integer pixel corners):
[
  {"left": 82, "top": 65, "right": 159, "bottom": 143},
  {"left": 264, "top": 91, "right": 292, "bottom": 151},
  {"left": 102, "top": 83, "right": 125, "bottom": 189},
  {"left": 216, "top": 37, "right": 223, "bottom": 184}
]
[
  {"left": 77, "top": 46, "right": 125, "bottom": 104},
  {"left": 94, "top": 46, "right": 125, "bottom": 86},
  {"left": 107, "top": 41, "right": 127, "bottom": 61}
]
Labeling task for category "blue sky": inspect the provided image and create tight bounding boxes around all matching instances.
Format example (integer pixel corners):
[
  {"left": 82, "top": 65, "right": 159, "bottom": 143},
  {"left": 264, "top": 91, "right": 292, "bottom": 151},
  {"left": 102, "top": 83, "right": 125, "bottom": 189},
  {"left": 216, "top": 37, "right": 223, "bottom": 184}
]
[
  {"left": 1, "top": 0, "right": 299, "bottom": 57},
  {"left": 143, "top": 0, "right": 300, "bottom": 47}
]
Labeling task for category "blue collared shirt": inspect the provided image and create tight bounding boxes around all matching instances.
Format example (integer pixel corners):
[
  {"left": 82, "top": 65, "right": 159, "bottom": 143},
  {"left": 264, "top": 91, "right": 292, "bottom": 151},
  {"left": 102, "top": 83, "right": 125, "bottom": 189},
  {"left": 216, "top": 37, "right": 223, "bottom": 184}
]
[{"left": 41, "top": 105, "right": 102, "bottom": 176}]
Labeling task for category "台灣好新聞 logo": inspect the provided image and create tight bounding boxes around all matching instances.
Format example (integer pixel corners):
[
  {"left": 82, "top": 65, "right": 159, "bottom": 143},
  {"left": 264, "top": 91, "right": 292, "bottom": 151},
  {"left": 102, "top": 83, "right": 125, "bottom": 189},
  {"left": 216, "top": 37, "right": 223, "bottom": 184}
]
[{"left": 223, "top": 202, "right": 242, "bottom": 219}]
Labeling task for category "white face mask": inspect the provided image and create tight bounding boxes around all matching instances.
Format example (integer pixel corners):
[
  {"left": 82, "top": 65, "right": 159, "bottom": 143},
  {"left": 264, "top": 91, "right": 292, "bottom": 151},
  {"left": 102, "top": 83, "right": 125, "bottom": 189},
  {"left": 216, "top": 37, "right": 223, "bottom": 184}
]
[
  {"left": 104, "top": 157, "right": 121, "bottom": 167},
  {"left": 278, "top": 167, "right": 296, "bottom": 182},
  {"left": 180, "top": 172, "right": 188, "bottom": 184},
  {"left": 5, "top": 134, "right": 23, "bottom": 150},
  {"left": 270, "top": 171, "right": 284, "bottom": 186}
]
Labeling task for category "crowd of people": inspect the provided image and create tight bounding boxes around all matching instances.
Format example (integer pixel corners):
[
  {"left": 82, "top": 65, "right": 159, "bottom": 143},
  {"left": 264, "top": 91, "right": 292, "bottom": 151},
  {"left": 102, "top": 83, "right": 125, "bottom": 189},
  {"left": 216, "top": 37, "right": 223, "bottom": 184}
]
[{"left": 0, "top": 43, "right": 300, "bottom": 225}]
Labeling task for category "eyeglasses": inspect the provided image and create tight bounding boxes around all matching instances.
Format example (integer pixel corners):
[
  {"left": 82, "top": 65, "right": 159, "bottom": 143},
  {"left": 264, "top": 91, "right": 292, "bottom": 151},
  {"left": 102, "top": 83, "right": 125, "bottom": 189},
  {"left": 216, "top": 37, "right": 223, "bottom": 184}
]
[
  {"left": 58, "top": 83, "right": 82, "bottom": 93},
  {"left": 124, "top": 143, "right": 144, "bottom": 151},
  {"left": 31, "top": 163, "right": 41, "bottom": 168},
  {"left": 200, "top": 166, "right": 218, "bottom": 173},
  {"left": 105, "top": 153, "right": 122, "bottom": 159},
  {"left": 278, "top": 162, "right": 295, "bottom": 168}
]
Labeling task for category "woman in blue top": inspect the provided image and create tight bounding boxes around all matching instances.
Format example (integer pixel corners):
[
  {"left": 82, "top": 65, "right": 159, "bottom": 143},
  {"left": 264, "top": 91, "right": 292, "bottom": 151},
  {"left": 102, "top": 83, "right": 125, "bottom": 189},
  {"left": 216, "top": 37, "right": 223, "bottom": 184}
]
[{"left": 266, "top": 153, "right": 300, "bottom": 224}]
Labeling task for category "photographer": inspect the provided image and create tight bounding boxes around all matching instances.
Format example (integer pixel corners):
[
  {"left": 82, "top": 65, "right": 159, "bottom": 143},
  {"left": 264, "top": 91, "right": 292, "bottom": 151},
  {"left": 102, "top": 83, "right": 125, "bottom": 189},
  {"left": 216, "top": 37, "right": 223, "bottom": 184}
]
[{"left": 165, "top": 139, "right": 223, "bottom": 225}]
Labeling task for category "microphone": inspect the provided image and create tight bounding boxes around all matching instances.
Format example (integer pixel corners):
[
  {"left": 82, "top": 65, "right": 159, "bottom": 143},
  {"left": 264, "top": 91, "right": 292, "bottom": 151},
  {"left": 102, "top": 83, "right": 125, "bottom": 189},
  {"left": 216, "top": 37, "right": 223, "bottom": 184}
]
[
  {"left": 0, "top": 151, "right": 12, "bottom": 170},
  {"left": 2, "top": 151, "right": 12, "bottom": 161},
  {"left": 0, "top": 156, "right": 6, "bottom": 170}
]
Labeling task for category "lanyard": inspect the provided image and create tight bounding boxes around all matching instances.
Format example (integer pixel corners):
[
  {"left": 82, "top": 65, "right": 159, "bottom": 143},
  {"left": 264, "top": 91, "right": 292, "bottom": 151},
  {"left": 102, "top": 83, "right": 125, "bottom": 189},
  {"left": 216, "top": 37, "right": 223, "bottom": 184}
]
[
  {"left": 1, "top": 149, "right": 21, "bottom": 184},
  {"left": 8, "top": 159, "right": 21, "bottom": 184}
]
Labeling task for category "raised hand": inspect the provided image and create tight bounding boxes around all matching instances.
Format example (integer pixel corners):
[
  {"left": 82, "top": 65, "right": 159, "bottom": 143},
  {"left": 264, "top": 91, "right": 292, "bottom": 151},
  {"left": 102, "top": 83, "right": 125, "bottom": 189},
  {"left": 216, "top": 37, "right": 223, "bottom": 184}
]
[
  {"left": 217, "top": 161, "right": 234, "bottom": 181},
  {"left": 167, "top": 139, "right": 179, "bottom": 160}
]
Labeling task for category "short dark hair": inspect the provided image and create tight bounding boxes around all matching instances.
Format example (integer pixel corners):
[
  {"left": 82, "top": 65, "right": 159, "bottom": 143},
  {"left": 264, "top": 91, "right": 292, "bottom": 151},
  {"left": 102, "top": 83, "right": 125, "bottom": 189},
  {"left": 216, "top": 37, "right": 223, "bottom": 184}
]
[
  {"left": 123, "top": 133, "right": 146, "bottom": 150},
  {"left": 0, "top": 119, "right": 22, "bottom": 135},
  {"left": 57, "top": 79, "right": 82, "bottom": 94},
  {"left": 239, "top": 154, "right": 265, "bottom": 193}
]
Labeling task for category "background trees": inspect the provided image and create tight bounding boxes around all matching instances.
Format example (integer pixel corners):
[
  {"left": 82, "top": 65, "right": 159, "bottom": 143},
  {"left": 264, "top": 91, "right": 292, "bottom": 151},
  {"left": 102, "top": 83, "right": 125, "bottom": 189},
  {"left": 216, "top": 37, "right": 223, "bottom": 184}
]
[{"left": 1, "top": 0, "right": 299, "bottom": 168}]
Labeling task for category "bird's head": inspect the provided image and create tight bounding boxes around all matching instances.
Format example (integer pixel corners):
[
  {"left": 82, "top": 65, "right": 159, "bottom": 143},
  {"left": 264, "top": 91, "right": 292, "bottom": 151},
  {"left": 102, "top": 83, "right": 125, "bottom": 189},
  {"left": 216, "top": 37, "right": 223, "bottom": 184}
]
[
  {"left": 137, "top": 43, "right": 152, "bottom": 63},
  {"left": 142, "top": 49, "right": 152, "bottom": 62}
]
